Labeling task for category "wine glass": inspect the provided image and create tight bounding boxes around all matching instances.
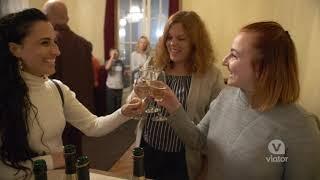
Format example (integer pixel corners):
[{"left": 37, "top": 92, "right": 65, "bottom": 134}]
[
  {"left": 134, "top": 78, "right": 149, "bottom": 101},
  {"left": 149, "top": 70, "right": 167, "bottom": 121},
  {"left": 131, "top": 71, "right": 150, "bottom": 120},
  {"left": 140, "top": 67, "right": 160, "bottom": 114}
]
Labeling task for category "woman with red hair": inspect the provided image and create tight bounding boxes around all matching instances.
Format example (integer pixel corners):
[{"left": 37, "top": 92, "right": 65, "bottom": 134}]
[{"left": 159, "top": 21, "right": 320, "bottom": 179}]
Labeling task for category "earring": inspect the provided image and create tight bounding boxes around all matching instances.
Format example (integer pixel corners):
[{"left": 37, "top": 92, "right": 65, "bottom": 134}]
[{"left": 18, "top": 59, "right": 23, "bottom": 70}]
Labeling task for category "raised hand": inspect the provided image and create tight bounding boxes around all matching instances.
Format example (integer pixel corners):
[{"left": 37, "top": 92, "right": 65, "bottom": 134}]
[
  {"left": 155, "top": 82, "right": 181, "bottom": 114},
  {"left": 121, "top": 97, "right": 144, "bottom": 117}
]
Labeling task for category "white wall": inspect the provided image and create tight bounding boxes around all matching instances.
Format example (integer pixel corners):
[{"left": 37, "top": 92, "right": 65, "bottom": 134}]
[
  {"left": 183, "top": 0, "right": 320, "bottom": 117},
  {"left": 29, "top": 0, "right": 106, "bottom": 64}
]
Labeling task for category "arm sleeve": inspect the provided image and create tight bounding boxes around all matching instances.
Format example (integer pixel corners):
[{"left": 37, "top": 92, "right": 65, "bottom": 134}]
[
  {"left": 60, "top": 81, "right": 130, "bottom": 137},
  {"left": 167, "top": 101, "right": 215, "bottom": 151},
  {"left": 284, "top": 115, "right": 320, "bottom": 180}
]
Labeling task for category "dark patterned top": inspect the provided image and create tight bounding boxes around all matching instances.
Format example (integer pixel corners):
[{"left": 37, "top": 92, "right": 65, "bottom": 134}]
[{"left": 143, "top": 74, "right": 192, "bottom": 152}]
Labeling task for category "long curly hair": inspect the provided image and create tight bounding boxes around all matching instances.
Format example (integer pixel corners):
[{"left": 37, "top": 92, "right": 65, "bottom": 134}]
[
  {"left": 0, "top": 8, "right": 48, "bottom": 175},
  {"left": 154, "top": 11, "right": 215, "bottom": 74}
]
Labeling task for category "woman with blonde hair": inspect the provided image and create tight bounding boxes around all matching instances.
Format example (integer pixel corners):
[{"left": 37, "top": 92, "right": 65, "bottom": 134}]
[
  {"left": 130, "top": 35, "right": 150, "bottom": 83},
  {"left": 158, "top": 21, "right": 320, "bottom": 179},
  {"left": 134, "top": 11, "right": 224, "bottom": 180}
]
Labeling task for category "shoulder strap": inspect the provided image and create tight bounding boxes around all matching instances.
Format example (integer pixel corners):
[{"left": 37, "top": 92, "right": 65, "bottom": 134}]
[{"left": 50, "top": 79, "right": 64, "bottom": 106}]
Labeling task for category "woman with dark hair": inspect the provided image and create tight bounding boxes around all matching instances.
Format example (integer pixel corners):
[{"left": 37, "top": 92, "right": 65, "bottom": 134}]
[
  {"left": 131, "top": 11, "right": 225, "bottom": 180},
  {"left": 0, "top": 8, "right": 143, "bottom": 179},
  {"left": 158, "top": 21, "right": 320, "bottom": 179}
]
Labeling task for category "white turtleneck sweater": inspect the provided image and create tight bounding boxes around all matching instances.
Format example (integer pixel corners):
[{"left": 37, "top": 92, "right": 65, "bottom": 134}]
[{"left": 0, "top": 71, "right": 130, "bottom": 179}]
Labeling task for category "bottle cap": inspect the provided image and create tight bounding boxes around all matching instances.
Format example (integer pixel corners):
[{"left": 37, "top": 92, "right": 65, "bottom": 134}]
[
  {"left": 33, "top": 159, "right": 47, "bottom": 173},
  {"left": 132, "top": 147, "right": 144, "bottom": 157},
  {"left": 64, "top": 144, "right": 76, "bottom": 154},
  {"left": 77, "top": 155, "right": 90, "bottom": 168}
]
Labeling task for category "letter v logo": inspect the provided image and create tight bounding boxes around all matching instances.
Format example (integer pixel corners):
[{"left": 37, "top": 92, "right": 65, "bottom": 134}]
[
  {"left": 268, "top": 139, "right": 285, "bottom": 155},
  {"left": 272, "top": 143, "right": 281, "bottom": 152}
]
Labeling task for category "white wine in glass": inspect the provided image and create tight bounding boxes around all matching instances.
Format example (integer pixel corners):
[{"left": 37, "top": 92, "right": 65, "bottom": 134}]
[
  {"left": 140, "top": 68, "right": 160, "bottom": 114},
  {"left": 134, "top": 80, "right": 149, "bottom": 100},
  {"left": 131, "top": 74, "right": 149, "bottom": 120},
  {"left": 150, "top": 70, "right": 167, "bottom": 121},
  {"left": 149, "top": 80, "right": 166, "bottom": 101}
]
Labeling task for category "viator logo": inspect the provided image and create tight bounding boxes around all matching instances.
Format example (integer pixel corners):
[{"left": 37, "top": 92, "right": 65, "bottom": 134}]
[{"left": 265, "top": 139, "right": 288, "bottom": 163}]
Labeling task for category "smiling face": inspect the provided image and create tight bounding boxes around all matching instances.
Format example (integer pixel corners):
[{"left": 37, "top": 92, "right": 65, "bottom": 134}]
[
  {"left": 165, "top": 23, "right": 192, "bottom": 65},
  {"left": 10, "top": 21, "right": 60, "bottom": 77},
  {"left": 223, "top": 32, "right": 260, "bottom": 92}
]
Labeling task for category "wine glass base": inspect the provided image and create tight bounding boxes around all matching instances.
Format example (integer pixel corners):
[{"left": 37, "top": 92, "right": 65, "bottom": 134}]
[
  {"left": 131, "top": 113, "right": 145, "bottom": 121},
  {"left": 145, "top": 107, "right": 160, "bottom": 114},
  {"left": 152, "top": 116, "right": 167, "bottom": 122}
]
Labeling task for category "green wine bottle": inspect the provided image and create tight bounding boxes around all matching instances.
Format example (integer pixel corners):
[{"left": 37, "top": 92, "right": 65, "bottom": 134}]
[
  {"left": 33, "top": 159, "right": 47, "bottom": 180},
  {"left": 64, "top": 144, "right": 77, "bottom": 180},
  {"left": 132, "top": 147, "right": 145, "bottom": 180},
  {"left": 76, "top": 155, "right": 90, "bottom": 180}
]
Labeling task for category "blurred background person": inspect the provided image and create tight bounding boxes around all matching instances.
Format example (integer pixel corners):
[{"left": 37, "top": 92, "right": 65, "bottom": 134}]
[
  {"left": 0, "top": 8, "right": 143, "bottom": 179},
  {"left": 105, "top": 48, "right": 125, "bottom": 115},
  {"left": 132, "top": 11, "right": 224, "bottom": 180},
  {"left": 158, "top": 21, "right": 320, "bottom": 180},
  {"left": 43, "top": 0, "right": 95, "bottom": 155},
  {"left": 92, "top": 54, "right": 102, "bottom": 117},
  {"left": 92, "top": 55, "right": 101, "bottom": 88},
  {"left": 130, "top": 35, "right": 150, "bottom": 84}
]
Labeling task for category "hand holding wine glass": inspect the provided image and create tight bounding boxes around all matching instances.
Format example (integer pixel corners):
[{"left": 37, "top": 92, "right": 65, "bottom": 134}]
[
  {"left": 154, "top": 82, "right": 182, "bottom": 114},
  {"left": 130, "top": 70, "right": 150, "bottom": 120},
  {"left": 121, "top": 97, "right": 144, "bottom": 117}
]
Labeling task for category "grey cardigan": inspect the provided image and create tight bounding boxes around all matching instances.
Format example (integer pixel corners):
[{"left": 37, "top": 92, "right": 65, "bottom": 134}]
[
  {"left": 135, "top": 65, "right": 225, "bottom": 180},
  {"left": 168, "top": 87, "right": 320, "bottom": 180}
]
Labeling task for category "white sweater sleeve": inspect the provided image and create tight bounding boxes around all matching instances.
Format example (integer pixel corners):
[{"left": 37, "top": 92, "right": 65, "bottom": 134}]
[{"left": 59, "top": 81, "right": 130, "bottom": 137}]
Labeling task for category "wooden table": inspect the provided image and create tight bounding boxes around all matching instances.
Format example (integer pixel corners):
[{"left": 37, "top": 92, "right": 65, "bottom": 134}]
[{"left": 46, "top": 169, "right": 127, "bottom": 180}]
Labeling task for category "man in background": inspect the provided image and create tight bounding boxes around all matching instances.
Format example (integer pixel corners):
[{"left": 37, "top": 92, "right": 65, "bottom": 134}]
[{"left": 43, "top": 0, "right": 95, "bottom": 155}]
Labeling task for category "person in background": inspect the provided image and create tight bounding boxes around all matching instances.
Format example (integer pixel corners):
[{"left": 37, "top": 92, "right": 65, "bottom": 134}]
[
  {"left": 105, "top": 48, "right": 125, "bottom": 115},
  {"left": 0, "top": 8, "right": 143, "bottom": 179},
  {"left": 92, "top": 55, "right": 101, "bottom": 88},
  {"left": 42, "top": 0, "right": 95, "bottom": 155},
  {"left": 130, "top": 35, "right": 150, "bottom": 84},
  {"left": 158, "top": 21, "right": 320, "bottom": 180},
  {"left": 92, "top": 55, "right": 102, "bottom": 117},
  {"left": 131, "top": 11, "right": 225, "bottom": 180}
]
